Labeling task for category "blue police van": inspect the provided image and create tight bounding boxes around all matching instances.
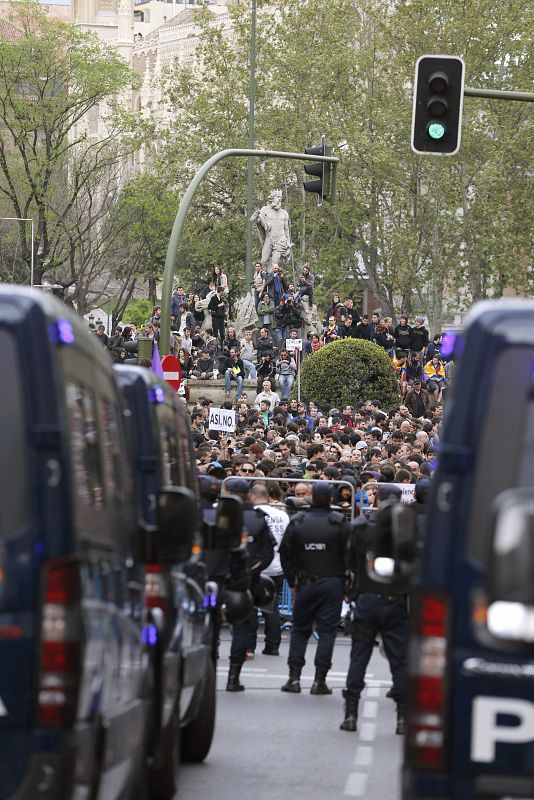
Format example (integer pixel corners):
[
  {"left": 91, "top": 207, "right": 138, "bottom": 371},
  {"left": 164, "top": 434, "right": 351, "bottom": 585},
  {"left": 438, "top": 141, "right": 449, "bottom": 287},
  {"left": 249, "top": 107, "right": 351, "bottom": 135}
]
[
  {"left": 0, "top": 287, "right": 150, "bottom": 799},
  {"left": 400, "top": 300, "right": 534, "bottom": 799},
  {"left": 114, "top": 365, "right": 219, "bottom": 798}
]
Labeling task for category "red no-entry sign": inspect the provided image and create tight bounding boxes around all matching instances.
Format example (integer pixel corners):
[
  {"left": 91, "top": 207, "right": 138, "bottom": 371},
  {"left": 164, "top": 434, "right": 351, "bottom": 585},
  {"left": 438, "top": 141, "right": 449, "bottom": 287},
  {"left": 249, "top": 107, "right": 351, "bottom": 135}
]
[{"left": 161, "top": 354, "right": 182, "bottom": 390}]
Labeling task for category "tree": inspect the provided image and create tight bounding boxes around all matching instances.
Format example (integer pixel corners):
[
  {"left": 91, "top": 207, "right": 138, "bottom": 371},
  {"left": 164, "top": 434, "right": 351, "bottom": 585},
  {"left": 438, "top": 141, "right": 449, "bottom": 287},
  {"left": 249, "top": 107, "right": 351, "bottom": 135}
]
[
  {"left": 149, "top": 0, "right": 532, "bottom": 332},
  {"left": 296, "top": 339, "right": 399, "bottom": 409},
  {"left": 0, "top": 1, "right": 141, "bottom": 298}
]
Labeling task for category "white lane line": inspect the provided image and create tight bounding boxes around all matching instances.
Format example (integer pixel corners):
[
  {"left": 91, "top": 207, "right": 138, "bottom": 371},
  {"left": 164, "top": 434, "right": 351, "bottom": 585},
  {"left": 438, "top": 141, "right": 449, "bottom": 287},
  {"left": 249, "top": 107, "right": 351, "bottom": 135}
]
[
  {"left": 362, "top": 700, "right": 378, "bottom": 719},
  {"left": 359, "top": 721, "right": 376, "bottom": 741},
  {"left": 354, "top": 746, "right": 374, "bottom": 767},
  {"left": 365, "top": 679, "right": 392, "bottom": 687},
  {"left": 216, "top": 670, "right": 347, "bottom": 681},
  {"left": 225, "top": 667, "right": 267, "bottom": 673},
  {"left": 344, "top": 772, "right": 368, "bottom": 796},
  {"left": 366, "top": 687, "right": 381, "bottom": 698}
]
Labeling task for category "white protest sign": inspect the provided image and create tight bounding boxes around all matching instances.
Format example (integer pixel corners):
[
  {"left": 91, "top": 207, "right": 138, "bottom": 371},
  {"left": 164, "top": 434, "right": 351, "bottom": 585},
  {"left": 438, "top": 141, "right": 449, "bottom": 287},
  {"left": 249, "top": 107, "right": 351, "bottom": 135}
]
[
  {"left": 286, "top": 338, "right": 302, "bottom": 352},
  {"left": 395, "top": 483, "right": 416, "bottom": 504},
  {"left": 208, "top": 407, "right": 236, "bottom": 433}
]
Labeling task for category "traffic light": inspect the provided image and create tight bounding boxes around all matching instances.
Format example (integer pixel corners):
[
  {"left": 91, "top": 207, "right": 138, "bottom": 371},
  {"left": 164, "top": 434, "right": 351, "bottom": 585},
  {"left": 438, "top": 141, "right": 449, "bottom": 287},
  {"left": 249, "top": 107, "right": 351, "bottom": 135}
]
[
  {"left": 411, "top": 55, "right": 465, "bottom": 155},
  {"left": 303, "top": 135, "right": 335, "bottom": 205}
]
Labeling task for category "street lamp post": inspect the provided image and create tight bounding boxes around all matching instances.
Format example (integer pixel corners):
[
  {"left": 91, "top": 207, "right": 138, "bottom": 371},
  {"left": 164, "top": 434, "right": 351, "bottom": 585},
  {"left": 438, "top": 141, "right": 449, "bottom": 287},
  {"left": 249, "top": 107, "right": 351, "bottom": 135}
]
[
  {"left": 245, "top": 0, "right": 257, "bottom": 291},
  {"left": 0, "top": 217, "right": 34, "bottom": 288}
]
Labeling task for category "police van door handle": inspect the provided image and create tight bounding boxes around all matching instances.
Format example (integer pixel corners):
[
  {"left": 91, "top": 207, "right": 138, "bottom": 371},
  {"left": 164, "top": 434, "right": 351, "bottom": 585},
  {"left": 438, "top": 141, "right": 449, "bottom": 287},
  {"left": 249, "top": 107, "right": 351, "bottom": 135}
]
[
  {"left": 46, "top": 459, "right": 61, "bottom": 488},
  {"left": 437, "top": 481, "right": 452, "bottom": 512}
]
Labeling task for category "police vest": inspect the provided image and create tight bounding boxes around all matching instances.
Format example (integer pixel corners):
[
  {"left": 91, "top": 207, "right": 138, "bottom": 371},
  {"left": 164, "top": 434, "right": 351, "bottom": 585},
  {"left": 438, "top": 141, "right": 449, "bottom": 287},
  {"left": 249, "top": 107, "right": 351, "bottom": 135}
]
[
  {"left": 291, "top": 509, "right": 347, "bottom": 577},
  {"left": 348, "top": 517, "right": 408, "bottom": 595},
  {"left": 243, "top": 506, "right": 270, "bottom": 562},
  {"left": 201, "top": 506, "right": 231, "bottom": 579}
]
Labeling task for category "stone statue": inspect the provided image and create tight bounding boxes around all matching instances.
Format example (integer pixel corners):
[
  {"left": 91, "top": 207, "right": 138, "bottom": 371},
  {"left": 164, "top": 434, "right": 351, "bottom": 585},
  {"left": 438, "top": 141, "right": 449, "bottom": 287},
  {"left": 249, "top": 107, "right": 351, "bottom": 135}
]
[{"left": 251, "top": 188, "right": 292, "bottom": 272}]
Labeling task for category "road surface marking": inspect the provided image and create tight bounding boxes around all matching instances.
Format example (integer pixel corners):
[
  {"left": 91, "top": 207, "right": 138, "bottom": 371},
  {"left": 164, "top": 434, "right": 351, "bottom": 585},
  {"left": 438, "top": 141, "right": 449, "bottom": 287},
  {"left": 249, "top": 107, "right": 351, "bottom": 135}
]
[
  {"left": 354, "top": 746, "right": 374, "bottom": 767},
  {"left": 217, "top": 669, "right": 346, "bottom": 681},
  {"left": 344, "top": 772, "right": 368, "bottom": 796},
  {"left": 359, "top": 721, "right": 376, "bottom": 741},
  {"left": 366, "top": 687, "right": 380, "bottom": 697},
  {"left": 362, "top": 700, "right": 378, "bottom": 719}
]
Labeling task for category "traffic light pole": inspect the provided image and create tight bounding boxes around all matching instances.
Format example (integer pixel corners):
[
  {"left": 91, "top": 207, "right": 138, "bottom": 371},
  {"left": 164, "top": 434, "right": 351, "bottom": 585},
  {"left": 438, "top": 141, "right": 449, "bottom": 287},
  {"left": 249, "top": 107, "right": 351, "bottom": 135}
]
[
  {"left": 159, "top": 147, "right": 339, "bottom": 355},
  {"left": 464, "top": 87, "right": 534, "bottom": 102}
]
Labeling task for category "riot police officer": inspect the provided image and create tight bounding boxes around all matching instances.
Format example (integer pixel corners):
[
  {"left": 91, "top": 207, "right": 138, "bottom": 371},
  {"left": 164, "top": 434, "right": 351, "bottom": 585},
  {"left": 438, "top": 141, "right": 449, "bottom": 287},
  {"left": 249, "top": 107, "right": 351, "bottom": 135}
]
[
  {"left": 223, "top": 478, "right": 275, "bottom": 692},
  {"left": 340, "top": 485, "right": 410, "bottom": 734},
  {"left": 279, "top": 482, "right": 349, "bottom": 695},
  {"left": 198, "top": 475, "right": 251, "bottom": 663}
]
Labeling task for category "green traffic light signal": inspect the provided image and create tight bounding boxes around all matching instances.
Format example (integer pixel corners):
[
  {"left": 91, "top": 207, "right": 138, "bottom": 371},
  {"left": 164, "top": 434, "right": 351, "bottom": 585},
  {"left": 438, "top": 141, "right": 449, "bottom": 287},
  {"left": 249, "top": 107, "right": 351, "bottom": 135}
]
[
  {"left": 427, "top": 121, "right": 446, "bottom": 140},
  {"left": 411, "top": 55, "right": 465, "bottom": 155}
]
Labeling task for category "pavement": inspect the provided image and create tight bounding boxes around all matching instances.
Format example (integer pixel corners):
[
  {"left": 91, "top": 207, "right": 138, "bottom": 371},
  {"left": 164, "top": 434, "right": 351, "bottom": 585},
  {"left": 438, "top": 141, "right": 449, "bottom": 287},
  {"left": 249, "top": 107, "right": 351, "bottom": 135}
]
[{"left": 178, "top": 626, "right": 403, "bottom": 800}]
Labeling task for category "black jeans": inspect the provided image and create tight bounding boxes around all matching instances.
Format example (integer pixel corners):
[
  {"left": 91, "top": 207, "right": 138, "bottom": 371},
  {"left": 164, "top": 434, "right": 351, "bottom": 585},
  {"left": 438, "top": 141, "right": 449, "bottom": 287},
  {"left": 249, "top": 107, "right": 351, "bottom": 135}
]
[
  {"left": 344, "top": 593, "right": 409, "bottom": 702},
  {"left": 248, "top": 575, "right": 284, "bottom": 652},
  {"left": 287, "top": 577, "right": 343, "bottom": 673},
  {"left": 212, "top": 316, "right": 225, "bottom": 343},
  {"left": 230, "top": 608, "right": 257, "bottom": 666}
]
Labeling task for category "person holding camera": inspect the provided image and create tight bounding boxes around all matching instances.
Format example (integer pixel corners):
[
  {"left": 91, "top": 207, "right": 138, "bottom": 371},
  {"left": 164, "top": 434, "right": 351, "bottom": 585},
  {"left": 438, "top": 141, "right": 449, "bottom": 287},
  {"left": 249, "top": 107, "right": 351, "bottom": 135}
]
[{"left": 276, "top": 348, "right": 297, "bottom": 400}]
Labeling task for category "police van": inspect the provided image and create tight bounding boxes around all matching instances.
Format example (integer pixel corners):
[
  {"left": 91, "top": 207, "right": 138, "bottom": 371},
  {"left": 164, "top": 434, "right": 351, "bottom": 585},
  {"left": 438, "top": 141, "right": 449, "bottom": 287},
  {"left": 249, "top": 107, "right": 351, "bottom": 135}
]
[
  {"left": 114, "top": 365, "right": 227, "bottom": 797},
  {"left": 0, "top": 288, "right": 149, "bottom": 799},
  {"left": 399, "top": 301, "right": 534, "bottom": 799}
]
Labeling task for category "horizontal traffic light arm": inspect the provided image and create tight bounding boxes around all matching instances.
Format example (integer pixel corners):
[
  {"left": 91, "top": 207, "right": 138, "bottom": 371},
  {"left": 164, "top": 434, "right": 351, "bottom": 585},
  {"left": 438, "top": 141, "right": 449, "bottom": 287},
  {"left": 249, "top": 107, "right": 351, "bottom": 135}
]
[
  {"left": 159, "top": 147, "right": 340, "bottom": 355},
  {"left": 464, "top": 86, "right": 534, "bottom": 102}
]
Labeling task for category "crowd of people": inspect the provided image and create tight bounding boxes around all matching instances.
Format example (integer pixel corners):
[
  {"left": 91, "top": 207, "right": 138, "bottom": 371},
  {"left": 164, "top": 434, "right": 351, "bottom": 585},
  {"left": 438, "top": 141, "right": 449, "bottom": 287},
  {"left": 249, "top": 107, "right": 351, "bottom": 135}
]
[
  {"left": 196, "top": 387, "right": 436, "bottom": 734},
  {"left": 88, "top": 271, "right": 453, "bottom": 736},
  {"left": 89, "top": 263, "right": 453, "bottom": 412}
]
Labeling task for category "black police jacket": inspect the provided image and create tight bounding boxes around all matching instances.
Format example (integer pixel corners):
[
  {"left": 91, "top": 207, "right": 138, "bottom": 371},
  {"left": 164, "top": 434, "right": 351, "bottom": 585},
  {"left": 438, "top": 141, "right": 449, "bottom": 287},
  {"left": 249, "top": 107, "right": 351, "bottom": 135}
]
[
  {"left": 242, "top": 504, "right": 275, "bottom": 574},
  {"left": 279, "top": 507, "right": 348, "bottom": 587},
  {"left": 202, "top": 505, "right": 259, "bottom": 587},
  {"left": 347, "top": 515, "right": 408, "bottom": 596}
]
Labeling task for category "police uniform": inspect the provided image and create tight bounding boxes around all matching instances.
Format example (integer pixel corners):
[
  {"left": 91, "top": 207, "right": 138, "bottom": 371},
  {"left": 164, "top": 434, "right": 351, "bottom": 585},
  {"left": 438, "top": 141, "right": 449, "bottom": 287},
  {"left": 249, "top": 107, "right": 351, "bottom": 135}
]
[
  {"left": 199, "top": 476, "right": 250, "bottom": 664},
  {"left": 341, "top": 499, "right": 409, "bottom": 733},
  {"left": 224, "top": 480, "right": 275, "bottom": 691},
  {"left": 279, "top": 483, "right": 348, "bottom": 695}
]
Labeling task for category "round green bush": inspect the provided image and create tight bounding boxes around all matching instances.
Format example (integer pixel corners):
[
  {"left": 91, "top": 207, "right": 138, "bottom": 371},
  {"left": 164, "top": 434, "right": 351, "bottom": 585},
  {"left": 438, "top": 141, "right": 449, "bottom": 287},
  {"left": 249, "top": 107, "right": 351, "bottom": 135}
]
[{"left": 295, "top": 339, "right": 400, "bottom": 410}]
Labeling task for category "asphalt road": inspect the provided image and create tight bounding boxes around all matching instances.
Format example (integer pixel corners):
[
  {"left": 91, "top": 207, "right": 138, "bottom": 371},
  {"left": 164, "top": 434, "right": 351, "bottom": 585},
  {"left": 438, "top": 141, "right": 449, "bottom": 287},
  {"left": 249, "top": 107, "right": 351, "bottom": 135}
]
[{"left": 178, "top": 626, "right": 403, "bottom": 800}]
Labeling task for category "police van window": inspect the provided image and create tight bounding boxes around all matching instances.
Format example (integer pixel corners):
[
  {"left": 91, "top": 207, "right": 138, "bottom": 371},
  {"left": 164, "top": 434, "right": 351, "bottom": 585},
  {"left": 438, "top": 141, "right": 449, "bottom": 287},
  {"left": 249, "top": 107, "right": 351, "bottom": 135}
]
[
  {"left": 0, "top": 329, "right": 28, "bottom": 537},
  {"left": 467, "top": 347, "right": 534, "bottom": 565},
  {"left": 100, "top": 399, "right": 128, "bottom": 511},
  {"left": 176, "top": 410, "right": 199, "bottom": 498},
  {"left": 65, "top": 381, "right": 104, "bottom": 510},
  {"left": 158, "top": 407, "right": 180, "bottom": 486}
]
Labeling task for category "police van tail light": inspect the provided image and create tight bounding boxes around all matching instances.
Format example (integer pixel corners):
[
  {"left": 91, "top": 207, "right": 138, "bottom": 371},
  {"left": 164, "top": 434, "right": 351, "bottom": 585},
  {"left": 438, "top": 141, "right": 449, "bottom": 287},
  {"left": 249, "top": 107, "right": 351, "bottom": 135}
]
[
  {"left": 37, "top": 559, "right": 82, "bottom": 728},
  {"left": 407, "top": 591, "right": 450, "bottom": 770},
  {"left": 144, "top": 565, "right": 169, "bottom": 613}
]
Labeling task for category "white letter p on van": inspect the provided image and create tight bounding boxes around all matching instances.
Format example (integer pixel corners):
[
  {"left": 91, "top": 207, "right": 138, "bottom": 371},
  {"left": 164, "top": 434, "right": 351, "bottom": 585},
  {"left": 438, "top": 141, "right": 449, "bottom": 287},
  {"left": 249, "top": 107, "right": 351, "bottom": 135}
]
[{"left": 471, "top": 696, "right": 534, "bottom": 763}]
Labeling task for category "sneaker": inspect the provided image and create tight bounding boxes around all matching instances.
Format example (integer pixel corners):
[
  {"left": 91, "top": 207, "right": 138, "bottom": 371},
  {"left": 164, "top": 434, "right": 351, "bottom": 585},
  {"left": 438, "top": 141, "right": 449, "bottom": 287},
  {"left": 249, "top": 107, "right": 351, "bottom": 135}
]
[{"left": 262, "top": 647, "right": 279, "bottom": 656}]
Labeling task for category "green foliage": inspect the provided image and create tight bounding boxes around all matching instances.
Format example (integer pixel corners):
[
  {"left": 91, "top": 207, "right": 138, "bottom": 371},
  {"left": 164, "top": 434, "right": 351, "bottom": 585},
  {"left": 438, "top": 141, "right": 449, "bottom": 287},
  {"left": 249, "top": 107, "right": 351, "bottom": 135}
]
[
  {"left": 296, "top": 339, "right": 400, "bottom": 410},
  {"left": 145, "top": 0, "right": 533, "bottom": 332},
  {"left": 122, "top": 299, "right": 153, "bottom": 329},
  {"left": 0, "top": 0, "right": 141, "bottom": 303}
]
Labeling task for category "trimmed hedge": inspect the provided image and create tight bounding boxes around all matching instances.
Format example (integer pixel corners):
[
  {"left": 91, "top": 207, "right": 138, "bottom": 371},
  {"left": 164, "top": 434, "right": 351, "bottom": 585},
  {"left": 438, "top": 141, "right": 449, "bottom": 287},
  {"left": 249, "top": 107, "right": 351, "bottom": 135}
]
[{"left": 295, "top": 339, "right": 400, "bottom": 409}]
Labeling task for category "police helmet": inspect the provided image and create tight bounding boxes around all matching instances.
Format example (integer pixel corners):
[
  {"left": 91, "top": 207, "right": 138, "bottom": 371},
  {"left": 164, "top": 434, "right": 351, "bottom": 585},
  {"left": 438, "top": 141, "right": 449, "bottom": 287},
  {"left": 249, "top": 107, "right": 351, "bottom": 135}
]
[
  {"left": 250, "top": 574, "right": 276, "bottom": 612},
  {"left": 224, "top": 478, "right": 251, "bottom": 497},
  {"left": 311, "top": 481, "right": 332, "bottom": 508},
  {"left": 198, "top": 474, "right": 221, "bottom": 503},
  {"left": 414, "top": 478, "right": 431, "bottom": 505},
  {"left": 220, "top": 588, "right": 254, "bottom": 624}
]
